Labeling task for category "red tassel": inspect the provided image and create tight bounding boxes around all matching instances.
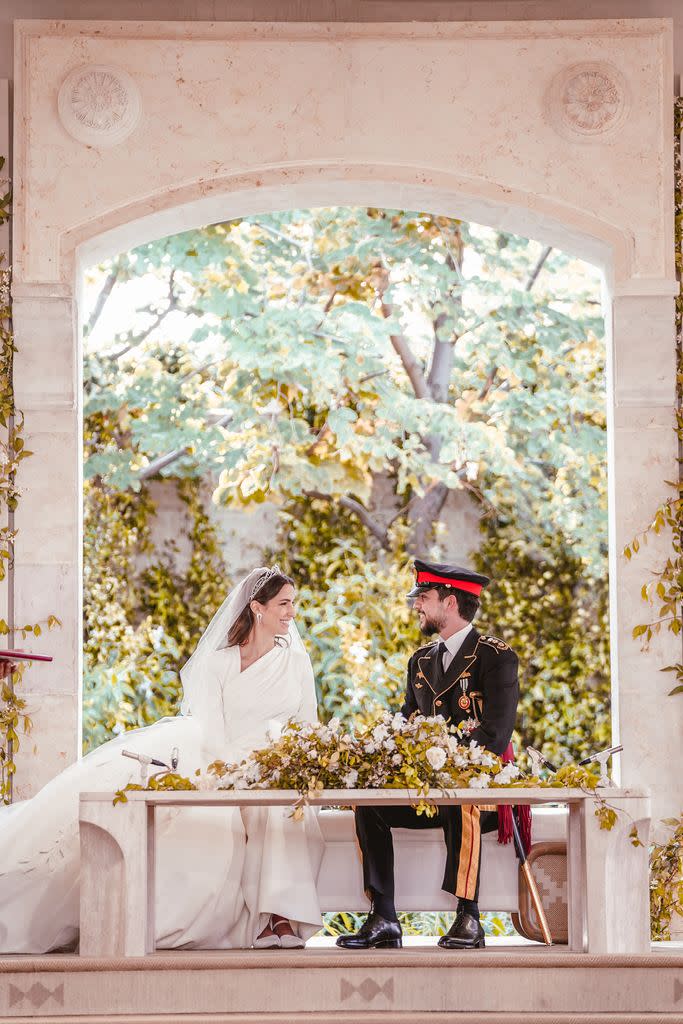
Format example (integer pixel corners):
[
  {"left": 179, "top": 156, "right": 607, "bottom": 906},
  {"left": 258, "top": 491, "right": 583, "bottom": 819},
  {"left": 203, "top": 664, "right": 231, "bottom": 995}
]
[
  {"left": 497, "top": 742, "right": 532, "bottom": 854},
  {"left": 517, "top": 803, "right": 533, "bottom": 856},
  {"left": 497, "top": 804, "right": 514, "bottom": 845}
]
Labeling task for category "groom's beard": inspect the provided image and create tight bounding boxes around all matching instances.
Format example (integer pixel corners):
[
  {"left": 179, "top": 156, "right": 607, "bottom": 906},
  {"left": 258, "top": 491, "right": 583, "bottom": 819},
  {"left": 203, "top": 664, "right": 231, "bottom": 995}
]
[{"left": 419, "top": 613, "right": 446, "bottom": 636}]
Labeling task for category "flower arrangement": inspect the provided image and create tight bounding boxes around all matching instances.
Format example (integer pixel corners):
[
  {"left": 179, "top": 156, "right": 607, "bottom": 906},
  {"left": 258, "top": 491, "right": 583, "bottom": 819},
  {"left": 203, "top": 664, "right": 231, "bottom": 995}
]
[
  {"left": 205, "top": 712, "right": 527, "bottom": 817},
  {"left": 116, "top": 713, "right": 617, "bottom": 829}
]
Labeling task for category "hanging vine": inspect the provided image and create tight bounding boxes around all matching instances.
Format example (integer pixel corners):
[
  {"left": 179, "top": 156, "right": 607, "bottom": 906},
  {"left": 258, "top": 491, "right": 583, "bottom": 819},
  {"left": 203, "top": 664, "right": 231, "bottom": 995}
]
[{"left": 0, "top": 156, "right": 59, "bottom": 802}]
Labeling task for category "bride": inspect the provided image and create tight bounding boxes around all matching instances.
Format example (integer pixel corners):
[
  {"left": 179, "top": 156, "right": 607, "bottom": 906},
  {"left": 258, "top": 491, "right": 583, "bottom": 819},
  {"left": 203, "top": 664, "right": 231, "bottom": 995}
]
[{"left": 0, "top": 567, "right": 324, "bottom": 952}]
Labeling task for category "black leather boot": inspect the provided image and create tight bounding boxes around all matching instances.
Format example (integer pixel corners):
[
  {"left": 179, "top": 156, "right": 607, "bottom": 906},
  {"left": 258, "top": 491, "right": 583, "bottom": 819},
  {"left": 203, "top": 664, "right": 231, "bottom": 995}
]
[
  {"left": 437, "top": 910, "right": 486, "bottom": 949},
  {"left": 335, "top": 911, "right": 403, "bottom": 949}
]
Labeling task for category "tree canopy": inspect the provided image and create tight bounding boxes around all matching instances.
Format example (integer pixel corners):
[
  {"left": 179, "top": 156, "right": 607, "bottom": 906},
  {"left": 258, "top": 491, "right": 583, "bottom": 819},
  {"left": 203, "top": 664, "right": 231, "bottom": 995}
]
[{"left": 84, "top": 208, "right": 606, "bottom": 566}]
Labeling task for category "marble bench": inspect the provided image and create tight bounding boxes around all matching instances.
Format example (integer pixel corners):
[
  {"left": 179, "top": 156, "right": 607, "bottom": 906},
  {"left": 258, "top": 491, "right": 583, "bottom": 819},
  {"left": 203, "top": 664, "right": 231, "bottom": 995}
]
[{"left": 78, "top": 787, "right": 651, "bottom": 957}]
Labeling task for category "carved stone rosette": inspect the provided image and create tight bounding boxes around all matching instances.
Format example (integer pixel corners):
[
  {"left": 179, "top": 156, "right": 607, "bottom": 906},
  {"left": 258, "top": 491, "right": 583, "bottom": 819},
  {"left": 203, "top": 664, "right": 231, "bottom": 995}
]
[
  {"left": 546, "top": 62, "right": 629, "bottom": 141},
  {"left": 57, "top": 65, "right": 141, "bottom": 148}
]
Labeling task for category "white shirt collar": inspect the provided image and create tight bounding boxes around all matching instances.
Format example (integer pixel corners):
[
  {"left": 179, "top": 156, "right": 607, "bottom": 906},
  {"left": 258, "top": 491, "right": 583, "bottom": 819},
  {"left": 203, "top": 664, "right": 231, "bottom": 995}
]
[{"left": 440, "top": 622, "right": 473, "bottom": 659}]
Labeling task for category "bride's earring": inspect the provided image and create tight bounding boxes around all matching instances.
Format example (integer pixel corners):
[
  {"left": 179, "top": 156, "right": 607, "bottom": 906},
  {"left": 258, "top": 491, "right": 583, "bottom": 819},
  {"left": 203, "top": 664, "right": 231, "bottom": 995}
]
[{"left": 256, "top": 611, "right": 263, "bottom": 625}]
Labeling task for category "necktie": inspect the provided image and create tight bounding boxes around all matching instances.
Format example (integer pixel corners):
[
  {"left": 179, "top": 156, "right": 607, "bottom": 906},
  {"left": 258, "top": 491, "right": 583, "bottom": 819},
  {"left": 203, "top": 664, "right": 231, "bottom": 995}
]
[{"left": 437, "top": 641, "right": 448, "bottom": 676}]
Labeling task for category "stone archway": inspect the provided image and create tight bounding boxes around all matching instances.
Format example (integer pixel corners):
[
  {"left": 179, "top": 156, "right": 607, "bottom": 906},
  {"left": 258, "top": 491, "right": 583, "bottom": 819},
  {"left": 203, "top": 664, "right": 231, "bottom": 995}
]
[{"left": 11, "top": 18, "right": 680, "bottom": 825}]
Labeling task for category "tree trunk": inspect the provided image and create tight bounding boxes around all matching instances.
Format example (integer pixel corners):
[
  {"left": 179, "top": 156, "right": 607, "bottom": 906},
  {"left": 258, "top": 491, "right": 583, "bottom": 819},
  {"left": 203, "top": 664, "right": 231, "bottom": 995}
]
[{"left": 407, "top": 482, "right": 450, "bottom": 554}]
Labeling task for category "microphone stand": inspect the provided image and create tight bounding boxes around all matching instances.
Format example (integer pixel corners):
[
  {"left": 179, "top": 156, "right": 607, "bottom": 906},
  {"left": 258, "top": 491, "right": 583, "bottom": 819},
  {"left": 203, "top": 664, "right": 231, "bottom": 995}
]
[{"left": 121, "top": 747, "right": 179, "bottom": 787}]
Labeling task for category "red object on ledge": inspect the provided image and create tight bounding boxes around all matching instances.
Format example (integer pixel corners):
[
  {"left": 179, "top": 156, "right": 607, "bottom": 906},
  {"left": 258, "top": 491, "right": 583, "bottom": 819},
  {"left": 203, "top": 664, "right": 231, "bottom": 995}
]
[{"left": 0, "top": 648, "right": 53, "bottom": 662}]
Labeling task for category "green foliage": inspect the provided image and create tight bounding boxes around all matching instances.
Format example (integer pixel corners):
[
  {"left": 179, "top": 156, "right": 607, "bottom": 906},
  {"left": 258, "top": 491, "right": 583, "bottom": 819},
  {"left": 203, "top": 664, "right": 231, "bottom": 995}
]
[
  {"left": 273, "top": 501, "right": 421, "bottom": 725},
  {"left": 138, "top": 479, "right": 229, "bottom": 655},
  {"left": 82, "top": 477, "right": 227, "bottom": 751},
  {"left": 474, "top": 514, "right": 611, "bottom": 767},
  {"left": 321, "top": 910, "right": 514, "bottom": 938},
  {"left": 650, "top": 814, "right": 683, "bottom": 940},
  {"left": 114, "top": 770, "right": 198, "bottom": 805}
]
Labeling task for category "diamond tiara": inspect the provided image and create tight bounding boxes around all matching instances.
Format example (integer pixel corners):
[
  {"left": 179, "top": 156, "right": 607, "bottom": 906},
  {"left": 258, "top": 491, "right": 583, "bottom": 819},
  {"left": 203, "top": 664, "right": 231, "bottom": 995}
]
[{"left": 248, "top": 565, "right": 282, "bottom": 603}]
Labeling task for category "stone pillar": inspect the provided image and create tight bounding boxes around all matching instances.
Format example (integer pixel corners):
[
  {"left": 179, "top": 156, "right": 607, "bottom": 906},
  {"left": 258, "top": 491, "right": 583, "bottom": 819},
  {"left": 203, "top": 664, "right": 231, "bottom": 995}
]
[
  {"left": 0, "top": 81, "right": 9, "bottom": 646},
  {"left": 10, "top": 282, "right": 80, "bottom": 797},
  {"left": 608, "top": 289, "right": 682, "bottom": 831}
]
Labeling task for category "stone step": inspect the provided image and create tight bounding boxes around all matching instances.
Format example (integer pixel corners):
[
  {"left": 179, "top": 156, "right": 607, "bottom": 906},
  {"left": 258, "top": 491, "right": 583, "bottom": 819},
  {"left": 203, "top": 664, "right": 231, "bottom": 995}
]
[{"left": 1, "top": 946, "right": 681, "bottom": 1022}]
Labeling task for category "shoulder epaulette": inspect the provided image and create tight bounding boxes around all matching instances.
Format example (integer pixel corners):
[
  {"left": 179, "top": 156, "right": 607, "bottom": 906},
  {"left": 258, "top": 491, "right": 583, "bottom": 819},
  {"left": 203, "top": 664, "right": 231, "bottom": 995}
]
[
  {"left": 413, "top": 641, "right": 438, "bottom": 657},
  {"left": 478, "top": 634, "right": 511, "bottom": 652}
]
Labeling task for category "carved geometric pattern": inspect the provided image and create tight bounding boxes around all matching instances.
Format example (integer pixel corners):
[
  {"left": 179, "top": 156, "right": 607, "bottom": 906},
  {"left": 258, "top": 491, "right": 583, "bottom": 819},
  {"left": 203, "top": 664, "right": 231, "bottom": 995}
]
[
  {"left": 340, "top": 977, "right": 394, "bottom": 1002},
  {"left": 57, "top": 64, "right": 141, "bottom": 148},
  {"left": 528, "top": 859, "right": 568, "bottom": 921},
  {"left": 9, "top": 982, "right": 64, "bottom": 1009},
  {"left": 546, "top": 62, "right": 628, "bottom": 140}
]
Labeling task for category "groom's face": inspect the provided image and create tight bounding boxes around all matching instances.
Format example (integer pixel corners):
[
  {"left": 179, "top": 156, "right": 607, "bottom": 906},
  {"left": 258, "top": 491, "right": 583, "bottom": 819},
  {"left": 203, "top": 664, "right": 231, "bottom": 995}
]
[{"left": 413, "top": 588, "right": 448, "bottom": 636}]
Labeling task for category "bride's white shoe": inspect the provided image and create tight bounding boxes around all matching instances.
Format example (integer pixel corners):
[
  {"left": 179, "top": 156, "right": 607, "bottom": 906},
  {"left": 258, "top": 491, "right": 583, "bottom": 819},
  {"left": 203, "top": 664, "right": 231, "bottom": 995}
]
[
  {"left": 272, "top": 916, "right": 305, "bottom": 949},
  {"left": 253, "top": 916, "right": 281, "bottom": 949}
]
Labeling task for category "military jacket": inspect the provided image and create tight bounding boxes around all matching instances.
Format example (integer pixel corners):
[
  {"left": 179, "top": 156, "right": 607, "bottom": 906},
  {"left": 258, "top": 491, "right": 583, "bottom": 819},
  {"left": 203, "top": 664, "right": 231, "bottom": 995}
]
[{"left": 400, "top": 628, "right": 519, "bottom": 756}]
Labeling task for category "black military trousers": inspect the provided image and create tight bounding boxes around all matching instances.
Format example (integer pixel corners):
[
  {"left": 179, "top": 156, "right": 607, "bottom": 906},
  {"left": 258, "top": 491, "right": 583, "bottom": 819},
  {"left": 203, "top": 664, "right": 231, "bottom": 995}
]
[{"left": 354, "top": 803, "right": 492, "bottom": 903}]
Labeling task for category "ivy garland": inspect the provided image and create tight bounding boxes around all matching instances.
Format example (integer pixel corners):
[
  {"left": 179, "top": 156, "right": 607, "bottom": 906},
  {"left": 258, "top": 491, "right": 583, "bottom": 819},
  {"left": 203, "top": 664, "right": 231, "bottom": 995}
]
[{"left": 0, "top": 156, "right": 59, "bottom": 803}]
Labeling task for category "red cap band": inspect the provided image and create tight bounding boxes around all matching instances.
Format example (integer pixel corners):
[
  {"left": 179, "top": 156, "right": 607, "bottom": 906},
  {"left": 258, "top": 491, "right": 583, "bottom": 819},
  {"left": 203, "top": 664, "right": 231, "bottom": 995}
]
[{"left": 416, "top": 571, "right": 484, "bottom": 596}]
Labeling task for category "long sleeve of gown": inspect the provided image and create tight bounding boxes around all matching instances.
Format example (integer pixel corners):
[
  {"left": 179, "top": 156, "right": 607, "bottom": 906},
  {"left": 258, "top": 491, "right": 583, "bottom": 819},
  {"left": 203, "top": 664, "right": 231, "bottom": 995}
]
[
  {"left": 188, "top": 654, "right": 228, "bottom": 764},
  {"left": 295, "top": 653, "right": 319, "bottom": 724}
]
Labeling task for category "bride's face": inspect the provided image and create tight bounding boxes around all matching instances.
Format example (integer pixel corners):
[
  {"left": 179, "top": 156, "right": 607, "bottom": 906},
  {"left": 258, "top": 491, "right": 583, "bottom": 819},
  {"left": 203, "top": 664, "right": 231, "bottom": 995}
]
[{"left": 256, "top": 583, "right": 296, "bottom": 637}]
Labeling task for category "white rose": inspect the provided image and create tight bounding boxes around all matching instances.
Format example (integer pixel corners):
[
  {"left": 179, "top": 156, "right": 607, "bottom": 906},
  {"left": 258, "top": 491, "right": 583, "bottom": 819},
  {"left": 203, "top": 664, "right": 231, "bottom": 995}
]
[
  {"left": 468, "top": 774, "right": 491, "bottom": 789},
  {"left": 372, "top": 724, "right": 389, "bottom": 743},
  {"left": 392, "top": 713, "right": 406, "bottom": 732},
  {"left": 328, "top": 717, "right": 342, "bottom": 733},
  {"left": 426, "top": 746, "right": 447, "bottom": 771},
  {"left": 343, "top": 770, "right": 359, "bottom": 788},
  {"left": 196, "top": 770, "right": 219, "bottom": 792},
  {"left": 391, "top": 753, "right": 403, "bottom": 766},
  {"left": 496, "top": 763, "right": 520, "bottom": 784}
]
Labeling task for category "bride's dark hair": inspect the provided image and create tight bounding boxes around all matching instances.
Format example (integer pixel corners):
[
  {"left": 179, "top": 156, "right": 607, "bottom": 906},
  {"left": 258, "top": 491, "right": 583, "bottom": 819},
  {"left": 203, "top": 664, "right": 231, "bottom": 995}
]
[{"left": 227, "top": 570, "right": 295, "bottom": 647}]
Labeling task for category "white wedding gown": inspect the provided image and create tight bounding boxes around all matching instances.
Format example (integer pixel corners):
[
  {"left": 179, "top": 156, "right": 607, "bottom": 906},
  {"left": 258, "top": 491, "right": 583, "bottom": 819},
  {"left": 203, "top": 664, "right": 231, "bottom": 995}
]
[{"left": 0, "top": 643, "right": 324, "bottom": 953}]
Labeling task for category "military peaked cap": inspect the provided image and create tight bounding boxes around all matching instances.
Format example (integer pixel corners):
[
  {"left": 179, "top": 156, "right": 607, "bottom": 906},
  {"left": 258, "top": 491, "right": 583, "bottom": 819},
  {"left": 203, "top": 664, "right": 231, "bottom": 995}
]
[{"left": 407, "top": 559, "right": 490, "bottom": 599}]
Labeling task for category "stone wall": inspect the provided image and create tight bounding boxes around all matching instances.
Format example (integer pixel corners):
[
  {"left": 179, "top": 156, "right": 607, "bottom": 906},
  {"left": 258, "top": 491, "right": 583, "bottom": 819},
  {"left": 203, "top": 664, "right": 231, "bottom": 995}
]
[
  {"left": 143, "top": 480, "right": 482, "bottom": 580},
  {"left": 0, "top": 0, "right": 682, "bottom": 83}
]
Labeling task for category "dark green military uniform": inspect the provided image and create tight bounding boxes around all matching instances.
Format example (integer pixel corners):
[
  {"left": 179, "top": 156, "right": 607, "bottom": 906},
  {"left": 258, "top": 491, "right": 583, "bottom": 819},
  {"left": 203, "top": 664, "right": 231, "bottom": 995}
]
[
  {"left": 401, "top": 628, "right": 518, "bottom": 756},
  {"left": 355, "top": 626, "right": 519, "bottom": 902}
]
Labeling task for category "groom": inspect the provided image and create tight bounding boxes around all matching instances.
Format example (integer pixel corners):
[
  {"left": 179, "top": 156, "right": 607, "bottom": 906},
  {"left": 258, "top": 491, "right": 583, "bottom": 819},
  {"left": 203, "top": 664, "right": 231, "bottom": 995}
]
[{"left": 337, "top": 559, "right": 519, "bottom": 951}]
